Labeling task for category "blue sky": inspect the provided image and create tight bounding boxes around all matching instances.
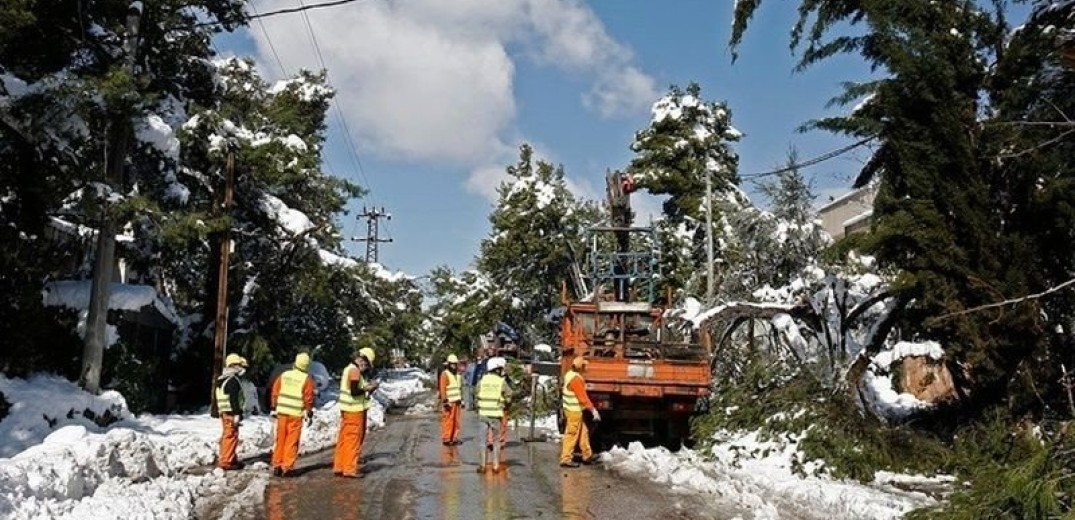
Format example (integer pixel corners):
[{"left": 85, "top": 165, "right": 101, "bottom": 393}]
[{"left": 218, "top": 0, "right": 876, "bottom": 276}]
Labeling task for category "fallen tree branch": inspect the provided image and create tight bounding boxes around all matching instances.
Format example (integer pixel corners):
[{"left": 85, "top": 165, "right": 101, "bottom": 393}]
[{"left": 928, "top": 276, "right": 1075, "bottom": 324}]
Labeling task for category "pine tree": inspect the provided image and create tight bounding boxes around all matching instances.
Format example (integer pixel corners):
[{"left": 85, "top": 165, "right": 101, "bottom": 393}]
[
  {"left": 629, "top": 83, "right": 742, "bottom": 296},
  {"left": 477, "top": 144, "right": 600, "bottom": 335},
  {"left": 730, "top": 0, "right": 1075, "bottom": 415}
]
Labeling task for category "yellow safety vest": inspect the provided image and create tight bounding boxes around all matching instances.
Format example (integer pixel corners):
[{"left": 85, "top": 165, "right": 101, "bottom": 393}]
[
  {"left": 215, "top": 376, "right": 244, "bottom": 414},
  {"left": 338, "top": 364, "right": 370, "bottom": 412},
  {"left": 477, "top": 373, "right": 505, "bottom": 419},
  {"left": 443, "top": 370, "right": 462, "bottom": 403},
  {"left": 562, "top": 370, "right": 583, "bottom": 412},
  {"left": 276, "top": 369, "right": 308, "bottom": 417}
]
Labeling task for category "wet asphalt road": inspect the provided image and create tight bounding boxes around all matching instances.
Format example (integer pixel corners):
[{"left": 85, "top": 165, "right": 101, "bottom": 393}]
[{"left": 258, "top": 407, "right": 732, "bottom": 520}]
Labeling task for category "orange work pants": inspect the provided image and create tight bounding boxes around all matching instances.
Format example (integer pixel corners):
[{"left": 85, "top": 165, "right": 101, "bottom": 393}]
[
  {"left": 333, "top": 411, "right": 367, "bottom": 475},
  {"left": 559, "top": 410, "right": 592, "bottom": 464},
  {"left": 272, "top": 414, "right": 304, "bottom": 472},
  {"left": 440, "top": 401, "right": 461, "bottom": 442},
  {"left": 218, "top": 413, "right": 240, "bottom": 468}
]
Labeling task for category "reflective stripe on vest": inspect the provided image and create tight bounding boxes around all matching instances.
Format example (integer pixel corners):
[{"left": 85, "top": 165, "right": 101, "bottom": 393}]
[
  {"left": 276, "top": 369, "right": 308, "bottom": 417},
  {"left": 339, "top": 364, "right": 370, "bottom": 412},
  {"left": 562, "top": 370, "right": 582, "bottom": 412},
  {"left": 215, "top": 376, "right": 244, "bottom": 414},
  {"left": 443, "top": 370, "right": 462, "bottom": 403},
  {"left": 477, "top": 373, "right": 505, "bottom": 418}
]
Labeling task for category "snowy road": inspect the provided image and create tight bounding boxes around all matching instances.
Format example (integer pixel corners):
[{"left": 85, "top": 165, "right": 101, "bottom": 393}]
[{"left": 233, "top": 407, "right": 735, "bottom": 520}]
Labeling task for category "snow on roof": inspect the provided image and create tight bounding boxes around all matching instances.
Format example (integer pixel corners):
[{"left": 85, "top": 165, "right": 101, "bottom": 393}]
[
  {"left": 817, "top": 184, "right": 876, "bottom": 213},
  {"left": 842, "top": 209, "right": 874, "bottom": 228},
  {"left": 42, "top": 280, "right": 180, "bottom": 324}
]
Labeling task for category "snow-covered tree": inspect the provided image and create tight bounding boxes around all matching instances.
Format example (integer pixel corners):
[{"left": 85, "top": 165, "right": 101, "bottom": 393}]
[
  {"left": 629, "top": 83, "right": 742, "bottom": 296},
  {"left": 477, "top": 144, "right": 601, "bottom": 334},
  {"left": 425, "top": 266, "right": 513, "bottom": 358}
]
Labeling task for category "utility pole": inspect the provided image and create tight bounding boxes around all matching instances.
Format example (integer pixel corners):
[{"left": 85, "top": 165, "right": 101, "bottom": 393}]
[
  {"left": 705, "top": 169, "right": 715, "bottom": 305},
  {"left": 355, "top": 207, "right": 392, "bottom": 263},
  {"left": 81, "top": 2, "right": 142, "bottom": 393},
  {"left": 209, "top": 149, "right": 236, "bottom": 414}
]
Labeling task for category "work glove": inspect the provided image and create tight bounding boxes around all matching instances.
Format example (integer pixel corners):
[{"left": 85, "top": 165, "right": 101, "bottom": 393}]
[
  {"left": 304, "top": 410, "right": 313, "bottom": 426},
  {"left": 591, "top": 409, "right": 601, "bottom": 422},
  {"left": 234, "top": 414, "right": 243, "bottom": 427},
  {"left": 442, "top": 401, "right": 451, "bottom": 412},
  {"left": 269, "top": 411, "right": 278, "bottom": 419}
]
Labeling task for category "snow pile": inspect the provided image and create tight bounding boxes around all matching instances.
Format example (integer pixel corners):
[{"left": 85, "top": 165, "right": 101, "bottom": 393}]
[
  {"left": 603, "top": 434, "right": 942, "bottom": 520},
  {"left": 861, "top": 341, "right": 946, "bottom": 421},
  {"left": 0, "top": 369, "right": 430, "bottom": 519},
  {"left": 0, "top": 375, "right": 131, "bottom": 457}
]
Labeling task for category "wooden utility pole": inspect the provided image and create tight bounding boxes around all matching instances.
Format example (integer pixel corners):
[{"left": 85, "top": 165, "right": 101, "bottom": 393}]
[
  {"left": 705, "top": 170, "right": 715, "bottom": 305},
  {"left": 81, "top": 3, "right": 142, "bottom": 393},
  {"left": 355, "top": 207, "right": 392, "bottom": 263},
  {"left": 209, "top": 150, "right": 236, "bottom": 414}
]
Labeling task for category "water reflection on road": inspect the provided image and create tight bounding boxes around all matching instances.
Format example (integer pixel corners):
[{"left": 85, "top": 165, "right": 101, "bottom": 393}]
[{"left": 261, "top": 411, "right": 731, "bottom": 519}]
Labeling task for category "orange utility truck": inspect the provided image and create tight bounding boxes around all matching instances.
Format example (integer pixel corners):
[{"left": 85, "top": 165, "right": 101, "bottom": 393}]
[{"left": 558, "top": 172, "right": 712, "bottom": 448}]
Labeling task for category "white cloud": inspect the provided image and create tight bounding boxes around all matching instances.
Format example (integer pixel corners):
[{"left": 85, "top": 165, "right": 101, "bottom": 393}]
[{"left": 250, "top": 0, "right": 657, "bottom": 199}]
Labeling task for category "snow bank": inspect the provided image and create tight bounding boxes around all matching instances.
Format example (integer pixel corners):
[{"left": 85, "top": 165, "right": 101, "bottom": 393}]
[
  {"left": 0, "top": 369, "right": 430, "bottom": 519},
  {"left": 603, "top": 434, "right": 941, "bottom": 520},
  {"left": 0, "top": 374, "right": 130, "bottom": 457}
]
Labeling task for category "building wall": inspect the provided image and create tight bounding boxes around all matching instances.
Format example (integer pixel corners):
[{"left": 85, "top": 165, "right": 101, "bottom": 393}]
[{"left": 818, "top": 185, "right": 877, "bottom": 239}]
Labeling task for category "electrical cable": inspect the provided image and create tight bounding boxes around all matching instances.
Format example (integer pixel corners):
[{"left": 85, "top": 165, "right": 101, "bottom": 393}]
[{"left": 739, "top": 136, "right": 876, "bottom": 180}]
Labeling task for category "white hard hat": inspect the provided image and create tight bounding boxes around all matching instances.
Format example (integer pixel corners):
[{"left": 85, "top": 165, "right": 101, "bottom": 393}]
[{"left": 487, "top": 357, "right": 506, "bottom": 371}]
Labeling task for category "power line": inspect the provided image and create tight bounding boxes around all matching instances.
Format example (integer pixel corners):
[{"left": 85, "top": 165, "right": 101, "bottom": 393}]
[
  {"left": 194, "top": 0, "right": 379, "bottom": 28},
  {"left": 249, "top": 2, "right": 288, "bottom": 76},
  {"left": 291, "top": 0, "right": 394, "bottom": 242},
  {"left": 740, "top": 136, "right": 876, "bottom": 180},
  {"left": 252, "top": 0, "right": 373, "bottom": 21}
]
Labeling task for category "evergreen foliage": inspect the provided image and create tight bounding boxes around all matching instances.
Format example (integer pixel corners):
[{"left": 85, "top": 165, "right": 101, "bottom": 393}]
[
  {"left": 628, "top": 83, "right": 742, "bottom": 296},
  {"left": 730, "top": 0, "right": 1075, "bottom": 422},
  {"left": 725, "top": 1, "right": 1075, "bottom": 516},
  {"left": 0, "top": 2, "right": 428, "bottom": 410},
  {"left": 477, "top": 144, "right": 600, "bottom": 337}
]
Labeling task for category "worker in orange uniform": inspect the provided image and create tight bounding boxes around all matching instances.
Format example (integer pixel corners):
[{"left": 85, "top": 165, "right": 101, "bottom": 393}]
[
  {"left": 439, "top": 354, "right": 463, "bottom": 446},
  {"left": 560, "top": 356, "right": 600, "bottom": 468},
  {"left": 333, "top": 347, "right": 379, "bottom": 478},
  {"left": 270, "top": 352, "right": 316, "bottom": 477},
  {"left": 215, "top": 353, "right": 248, "bottom": 470}
]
